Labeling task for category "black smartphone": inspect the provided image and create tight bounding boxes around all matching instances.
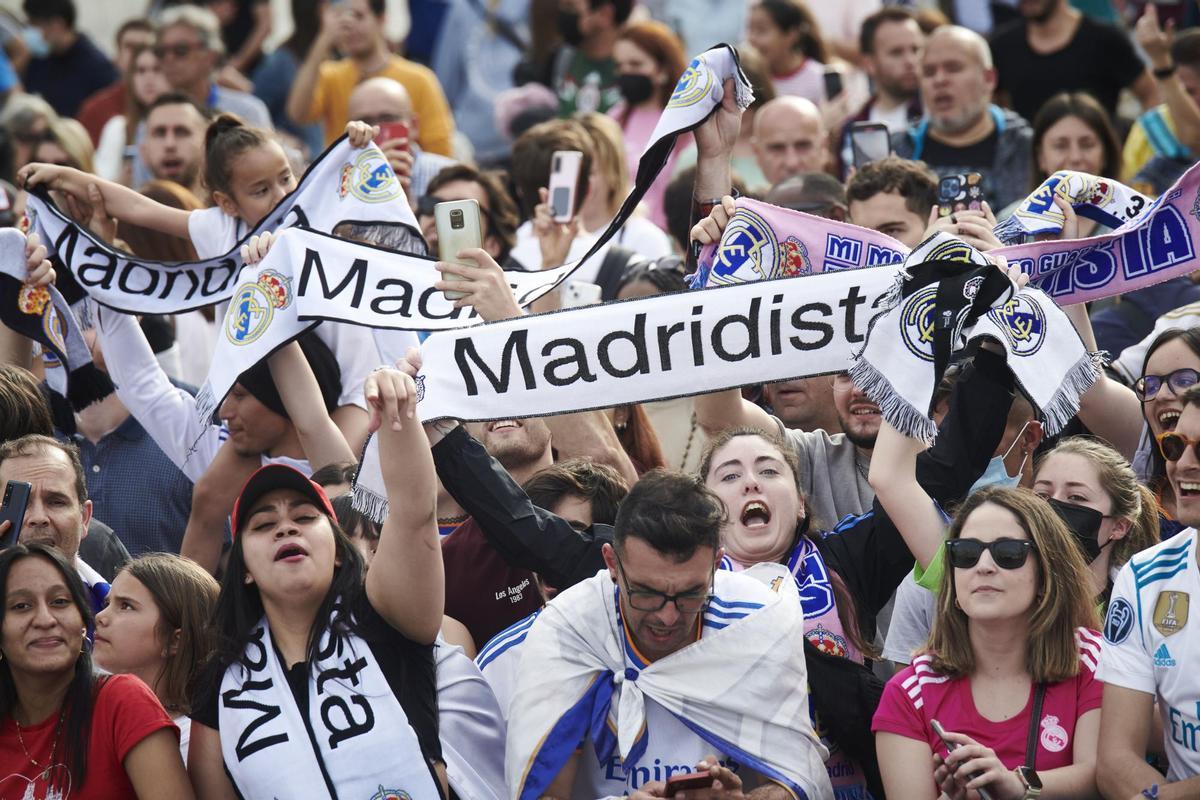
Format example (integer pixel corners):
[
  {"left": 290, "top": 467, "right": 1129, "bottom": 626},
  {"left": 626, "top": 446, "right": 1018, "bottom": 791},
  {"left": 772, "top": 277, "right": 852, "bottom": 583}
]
[
  {"left": 849, "top": 121, "right": 892, "bottom": 170},
  {"left": 0, "top": 480, "right": 31, "bottom": 549},
  {"left": 823, "top": 67, "right": 844, "bottom": 100}
]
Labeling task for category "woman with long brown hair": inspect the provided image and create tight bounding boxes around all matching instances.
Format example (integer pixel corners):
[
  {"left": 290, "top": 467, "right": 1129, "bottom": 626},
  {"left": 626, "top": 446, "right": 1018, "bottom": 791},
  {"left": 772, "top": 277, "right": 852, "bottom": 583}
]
[{"left": 95, "top": 45, "right": 169, "bottom": 184}]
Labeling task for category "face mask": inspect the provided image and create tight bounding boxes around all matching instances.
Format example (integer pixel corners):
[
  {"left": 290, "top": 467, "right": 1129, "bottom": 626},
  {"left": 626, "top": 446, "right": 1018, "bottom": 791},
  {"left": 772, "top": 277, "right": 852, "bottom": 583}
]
[
  {"left": 616, "top": 73, "right": 655, "bottom": 106},
  {"left": 1045, "top": 497, "right": 1109, "bottom": 563},
  {"left": 968, "top": 422, "right": 1031, "bottom": 495},
  {"left": 24, "top": 27, "right": 49, "bottom": 59},
  {"left": 556, "top": 10, "right": 584, "bottom": 47}
]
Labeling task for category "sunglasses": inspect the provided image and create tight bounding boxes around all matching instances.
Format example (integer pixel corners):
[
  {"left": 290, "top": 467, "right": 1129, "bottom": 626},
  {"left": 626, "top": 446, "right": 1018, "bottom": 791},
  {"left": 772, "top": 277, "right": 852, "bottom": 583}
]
[
  {"left": 945, "top": 538, "right": 1037, "bottom": 570},
  {"left": 1135, "top": 368, "right": 1200, "bottom": 401},
  {"left": 154, "top": 41, "right": 203, "bottom": 60},
  {"left": 416, "top": 195, "right": 495, "bottom": 228},
  {"left": 1157, "top": 431, "right": 1200, "bottom": 462}
]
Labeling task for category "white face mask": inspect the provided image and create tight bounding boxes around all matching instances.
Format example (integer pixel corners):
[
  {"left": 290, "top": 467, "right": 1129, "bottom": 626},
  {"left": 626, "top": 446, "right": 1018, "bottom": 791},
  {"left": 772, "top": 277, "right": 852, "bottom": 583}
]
[{"left": 968, "top": 421, "right": 1031, "bottom": 495}]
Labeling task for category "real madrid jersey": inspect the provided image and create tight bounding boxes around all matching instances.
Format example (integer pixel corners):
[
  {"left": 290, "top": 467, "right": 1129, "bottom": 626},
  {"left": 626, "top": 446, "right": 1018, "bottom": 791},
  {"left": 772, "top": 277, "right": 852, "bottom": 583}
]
[{"left": 1098, "top": 527, "right": 1200, "bottom": 781}]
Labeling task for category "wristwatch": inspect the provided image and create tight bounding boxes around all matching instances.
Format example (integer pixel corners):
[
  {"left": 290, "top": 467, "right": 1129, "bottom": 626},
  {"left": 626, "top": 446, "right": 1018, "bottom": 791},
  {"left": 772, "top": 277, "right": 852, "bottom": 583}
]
[{"left": 1014, "top": 766, "right": 1043, "bottom": 799}]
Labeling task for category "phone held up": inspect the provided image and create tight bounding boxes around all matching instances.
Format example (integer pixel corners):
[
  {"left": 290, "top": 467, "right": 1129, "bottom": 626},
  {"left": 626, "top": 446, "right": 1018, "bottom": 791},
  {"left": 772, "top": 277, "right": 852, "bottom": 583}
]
[
  {"left": 435, "top": 199, "right": 484, "bottom": 301},
  {"left": 937, "top": 173, "right": 983, "bottom": 218},
  {"left": 548, "top": 150, "right": 584, "bottom": 223},
  {"left": 374, "top": 120, "right": 409, "bottom": 152},
  {"left": 0, "top": 480, "right": 31, "bottom": 550},
  {"left": 848, "top": 121, "right": 891, "bottom": 171}
]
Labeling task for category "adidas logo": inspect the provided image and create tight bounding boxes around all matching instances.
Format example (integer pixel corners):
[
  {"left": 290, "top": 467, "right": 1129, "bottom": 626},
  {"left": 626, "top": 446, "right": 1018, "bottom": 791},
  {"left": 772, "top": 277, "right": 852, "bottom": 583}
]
[{"left": 1155, "top": 643, "right": 1177, "bottom": 667}]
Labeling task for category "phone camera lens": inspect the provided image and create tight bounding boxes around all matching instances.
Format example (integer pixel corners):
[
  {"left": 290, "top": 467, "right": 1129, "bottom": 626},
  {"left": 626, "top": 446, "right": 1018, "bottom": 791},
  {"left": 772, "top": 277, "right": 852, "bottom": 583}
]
[{"left": 450, "top": 209, "right": 464, "bottom": 229}]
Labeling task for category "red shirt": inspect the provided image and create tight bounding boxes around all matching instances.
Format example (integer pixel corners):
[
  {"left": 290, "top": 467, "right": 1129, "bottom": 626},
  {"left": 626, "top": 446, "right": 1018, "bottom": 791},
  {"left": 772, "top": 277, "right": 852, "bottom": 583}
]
[
  {"left": 872, "top": 628, "right": 1104, "bottom": 777},
  {"left": 0, "top": 674, "right": 177, "bottom": 799},
  {"left": 76, "top": 82, "right": 126, "bottom": 146}
]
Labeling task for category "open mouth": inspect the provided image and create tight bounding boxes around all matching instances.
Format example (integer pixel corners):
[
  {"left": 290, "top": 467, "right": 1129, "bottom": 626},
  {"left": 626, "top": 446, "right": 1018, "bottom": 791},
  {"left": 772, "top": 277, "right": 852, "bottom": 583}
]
[
  {"left": 850, "top": 404, "right": 879, "bottom": 417},
  {"left": 1159, "top": 409, "right": 1182, "bottom": 430},
  {"left": 740, "top": 500, "right": 772, "bottom": 529},
  {"left": 274, "top": 542, "right": 309, "bottom": 562},
  {"left": 1179, "top": 481, "right": 1200, "bottom": 498},
  {"left": 161, "top": 158, "right": 183, "bottom": 173},
  {"left": 487, "top": 420, "right": 520, "bottom": 433}
]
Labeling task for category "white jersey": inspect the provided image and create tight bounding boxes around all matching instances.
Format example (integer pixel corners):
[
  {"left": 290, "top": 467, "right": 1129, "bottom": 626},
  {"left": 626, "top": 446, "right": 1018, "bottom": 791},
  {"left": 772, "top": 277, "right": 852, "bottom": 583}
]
[
  {"left": 1098, "top": 528, "right": 1200, "bottom": 781},
  {"left": 479, "top": 607, "right": 761, "bottom": 797}
]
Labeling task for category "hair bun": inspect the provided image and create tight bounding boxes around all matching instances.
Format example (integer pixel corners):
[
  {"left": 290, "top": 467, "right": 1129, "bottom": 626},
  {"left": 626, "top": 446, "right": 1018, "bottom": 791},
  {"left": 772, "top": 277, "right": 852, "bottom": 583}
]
[{"left": 205, "top": 113, "right": 246, "bottom": 154}]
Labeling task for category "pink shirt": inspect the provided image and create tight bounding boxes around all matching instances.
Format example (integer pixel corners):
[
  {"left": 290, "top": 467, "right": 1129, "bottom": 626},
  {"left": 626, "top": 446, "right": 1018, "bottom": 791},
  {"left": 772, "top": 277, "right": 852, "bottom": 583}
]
[
  {"left": 872, "top": 628, "right": 1104, "bottom": 781},
  {"left": 608, "top": 101, "right": 690, "bottom": 231}
]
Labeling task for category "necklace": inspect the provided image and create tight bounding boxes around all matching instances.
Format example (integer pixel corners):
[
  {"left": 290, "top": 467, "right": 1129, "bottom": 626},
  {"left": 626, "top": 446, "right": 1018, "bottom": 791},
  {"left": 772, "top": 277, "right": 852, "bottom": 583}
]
[
  {"left": 678, "top": 412, "right": 699, "bottom": 470},
  {"left": 14, "top": 706, "right": 66, "bottom": 771}
]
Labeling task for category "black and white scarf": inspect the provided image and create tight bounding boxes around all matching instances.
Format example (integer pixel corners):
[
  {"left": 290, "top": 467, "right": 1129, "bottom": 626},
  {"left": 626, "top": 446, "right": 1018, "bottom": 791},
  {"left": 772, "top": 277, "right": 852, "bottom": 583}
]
[
  {"left": 218, "top": 613, "right": 441, "bottom": 800},
  {"left": 849, "top": 233, "right": 1102, "bottom": 443}
]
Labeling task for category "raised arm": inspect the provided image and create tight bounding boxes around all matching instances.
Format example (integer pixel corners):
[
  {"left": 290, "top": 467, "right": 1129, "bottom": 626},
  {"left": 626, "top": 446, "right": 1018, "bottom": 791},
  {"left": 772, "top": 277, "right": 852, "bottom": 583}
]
[
  {"left": 1136, "top": 5, "right": 1200, "bottom": 151},
  {"left": 364, "top": 368, "right": 444, "bottom": 644},
  {"left": 1063, "top": 302, "right": 1142, "bottom": 459},
  {"left": 267, "top": 339, "right": 354, "bottom": 470},
  {"left": 285, "top": 5, "right": 337, "bottom": 126},
  {"left": 17, "top": 166, "right": 191, "bottom": 239},
  {"left": 181, "top": 441, "right": 260, "bottom": 575},
  {"left": 0, "top": 231, "right": 54, "bottom": 369}
]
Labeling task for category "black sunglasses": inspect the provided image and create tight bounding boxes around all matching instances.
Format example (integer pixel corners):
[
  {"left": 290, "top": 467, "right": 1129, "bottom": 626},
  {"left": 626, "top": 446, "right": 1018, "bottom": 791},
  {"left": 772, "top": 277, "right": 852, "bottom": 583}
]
[
  {"left": 1135, "top": 368, "right": 1200, "bottom": 401},
  {"left": 945, "top": 538, "right": 1037, "bottom": 570},
  {"left": 416, "top": 195, "right": 495, "bottom": 228}
]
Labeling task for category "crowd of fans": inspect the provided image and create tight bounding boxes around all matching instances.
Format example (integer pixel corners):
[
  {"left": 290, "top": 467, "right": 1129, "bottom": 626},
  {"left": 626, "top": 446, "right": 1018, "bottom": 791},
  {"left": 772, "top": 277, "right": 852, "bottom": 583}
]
[{"left": 1, "top": 0, "right": 1200, "bottom": 797}]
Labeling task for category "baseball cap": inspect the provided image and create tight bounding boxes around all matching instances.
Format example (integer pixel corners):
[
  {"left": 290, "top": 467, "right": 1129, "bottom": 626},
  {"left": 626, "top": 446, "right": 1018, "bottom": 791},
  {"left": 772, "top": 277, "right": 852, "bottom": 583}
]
[{"left": 232, "top": 464, "right": 336, "bottom": 537}]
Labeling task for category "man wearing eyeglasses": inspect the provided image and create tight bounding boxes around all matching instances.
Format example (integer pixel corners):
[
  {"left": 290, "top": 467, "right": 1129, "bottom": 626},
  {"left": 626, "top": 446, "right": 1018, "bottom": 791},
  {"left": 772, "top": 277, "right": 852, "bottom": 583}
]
[
  {"left": 503, "top": 470, "right": 832, "bottom": 800},
  {"left": 156, "top": 5, "right": 272, "bottom": 131},
  {"left": 1097, "top": 384, "right": 1200, "bottom": 799}
]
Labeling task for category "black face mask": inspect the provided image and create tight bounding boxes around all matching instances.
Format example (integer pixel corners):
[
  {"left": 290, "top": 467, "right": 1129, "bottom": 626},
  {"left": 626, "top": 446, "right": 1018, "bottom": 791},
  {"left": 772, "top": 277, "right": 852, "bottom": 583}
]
[
  {"left": 557, "top": 9, "right": 584, "bottom": 46},
  {"left": 616, "top": 73, "right": 655, "bottom": 106},
  {"left": 1046, "top": 497, "right": 1107, "bottom": 563}
]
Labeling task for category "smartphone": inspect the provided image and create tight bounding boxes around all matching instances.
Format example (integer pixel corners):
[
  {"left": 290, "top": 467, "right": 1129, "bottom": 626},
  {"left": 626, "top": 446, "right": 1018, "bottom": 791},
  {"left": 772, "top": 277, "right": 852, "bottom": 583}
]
[
  {"left": 548, "top": 150, "right": 584, "bottom": 223},
  {"left": 435, "top": 199, "right": 483, "bottom": 301},
  {"left": 849, "top": 121, "right": 891, "bottom": 170},
  {"left": 561, "top": 280, "right": 601, "bottom": 308},
  {"left": 665, "top": 772, "right": 717, "bottom": 793},
  {"left": 374, "top": 121, "right": 409, "bottom": 149},
  {"left": 0, "top": 480, "right": 31, "bottom": 549},
  {"left": 937, "top": 172, "right": 984, "bottom": 218},
  {"left": 823, "top": 67, "right": 844, "bottom": 100},
  {"left": 930, "top": 720, "right": 995, "bottom": 800}
]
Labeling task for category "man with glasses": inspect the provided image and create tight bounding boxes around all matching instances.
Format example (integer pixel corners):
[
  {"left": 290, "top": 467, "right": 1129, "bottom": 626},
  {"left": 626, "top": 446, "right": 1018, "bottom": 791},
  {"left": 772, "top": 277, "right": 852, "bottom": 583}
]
[
  {"left": 502, "top": 470, "right": 830, "bottom": 798},
  {"left": 156, "top": 4, "right": 271, "bottom": 130},
  {"left": 1098, "top": 384, "right": 1200, "bottom": 799},
  {"left": 346, "top": 77, "right": 455, "bottom": 201}
]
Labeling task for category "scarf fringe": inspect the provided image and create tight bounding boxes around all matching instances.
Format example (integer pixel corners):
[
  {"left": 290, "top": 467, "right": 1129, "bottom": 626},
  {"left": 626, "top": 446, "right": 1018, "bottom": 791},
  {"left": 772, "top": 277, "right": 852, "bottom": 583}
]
[
  {"left": 352, "top": 482, "right": 389, "bottom": 524},
  {"left": 1037, "top": 351, "right": 1101, "bottom": 438},
  {"left": 848, "top": 356, "right": 938, "bottom": 445},
  {"left": 65, "top": 363, "right": 114, "bottom": 411}
]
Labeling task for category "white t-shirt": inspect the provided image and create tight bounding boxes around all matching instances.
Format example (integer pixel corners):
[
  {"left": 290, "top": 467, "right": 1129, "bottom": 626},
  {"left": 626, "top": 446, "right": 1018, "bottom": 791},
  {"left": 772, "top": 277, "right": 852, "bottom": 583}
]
[
  {"left": 476, "top": 610, "right": 539, "bottom": 721},
  {"left": 1098, "top": 528, "right": 1200, "bottom": 781},
  {"left": 882, "top": 571, "right": 936, "bottom": 665},
  {"left": 173, "top": 713, "right": 192, "bottom": 762},
  {"left": 187, "top": 206, "right": 246, "bottom": 260}
]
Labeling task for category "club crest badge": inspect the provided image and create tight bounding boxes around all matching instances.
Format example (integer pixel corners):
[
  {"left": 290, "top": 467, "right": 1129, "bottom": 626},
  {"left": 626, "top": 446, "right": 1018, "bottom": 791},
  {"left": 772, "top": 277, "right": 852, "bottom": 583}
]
[
  {"left": 668, "top": 56, "right": 713, "bottom": 109},
  {"left": 17, "top": 284, "right": 50, "bottom": 315},
  {"left": 339, "top": 150, "right": 401, "bottom": 204},
  {"left": 987, "top": 294, "right": 1046, "bottom": 357},
  {"left": 1153, "top": 591, "right": 1189, "bottom": 637},
  {"left": 368, "top": 787, "right": 412, "bottom": 800},
  {"left": 710, "top": 208, "right": 778, "bottom": 285},
  {"left": 1039, "top": 715, "right": 1069, "bottom": 753},
  {"left": 225, "top": 270, "right": 293, "bottom": 345},
  {"left": 899, "top": 285, "right": 937, "bottom": 363}
]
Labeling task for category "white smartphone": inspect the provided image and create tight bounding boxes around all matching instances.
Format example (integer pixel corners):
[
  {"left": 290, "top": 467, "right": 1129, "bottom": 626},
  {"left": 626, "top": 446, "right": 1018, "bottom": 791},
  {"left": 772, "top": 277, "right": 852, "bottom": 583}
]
[
  {"left": 548, "top": 150, "right": 584, "bottom": 223},
  {"left": 435, "top": 199, "right": 483, "bottom": 301},
  {"left": 561, "top": 280, "right": 601, "bottom": 308}
]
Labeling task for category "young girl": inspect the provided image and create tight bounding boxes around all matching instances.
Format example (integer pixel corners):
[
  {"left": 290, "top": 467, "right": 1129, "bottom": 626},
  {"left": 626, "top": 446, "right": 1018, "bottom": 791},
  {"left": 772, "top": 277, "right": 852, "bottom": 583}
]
[
  {"left": 93, "top": 554, "right": 219, "bottom": 761},
  {"left": 17, "top": 116, "right": 376, "bottom": 259}
]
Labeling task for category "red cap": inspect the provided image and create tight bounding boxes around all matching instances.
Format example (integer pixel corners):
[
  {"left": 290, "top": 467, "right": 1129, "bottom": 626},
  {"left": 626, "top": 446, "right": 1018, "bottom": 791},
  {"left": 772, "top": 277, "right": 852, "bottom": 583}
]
[{"left": 232, "top": 464, "right": 337, "bottom": 537}]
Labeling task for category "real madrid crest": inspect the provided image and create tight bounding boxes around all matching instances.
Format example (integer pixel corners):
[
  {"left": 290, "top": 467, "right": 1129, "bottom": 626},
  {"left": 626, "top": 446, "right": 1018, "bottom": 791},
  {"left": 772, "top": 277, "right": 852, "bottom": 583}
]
[
  {"left": 225, "top": 269, "right": 293, "bottom": 345},
  {"left": 338, "top": 150, "right": 402, "bottom": 204},
  {"left": 1153, "top": 591, "right": 1189, "bottom": 637}
]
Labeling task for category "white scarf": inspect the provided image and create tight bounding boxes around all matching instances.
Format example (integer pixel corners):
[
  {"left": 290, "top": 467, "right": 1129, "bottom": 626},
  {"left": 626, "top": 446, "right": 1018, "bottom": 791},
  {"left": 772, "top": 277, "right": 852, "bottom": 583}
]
[
  {"left": 992, "top": 170, "right": 1152, "bottom": 243},
  {"left": 504, "top": 564, "right": 832, "bottom": 800},
  {"left": 850, "top": 233, "right": 1101, "bottom": 444},
  {"left": 218, "top": 613, "right": 441, "bottom": 800}
]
